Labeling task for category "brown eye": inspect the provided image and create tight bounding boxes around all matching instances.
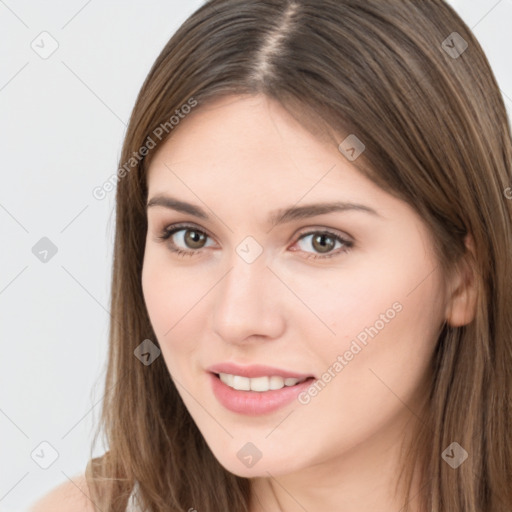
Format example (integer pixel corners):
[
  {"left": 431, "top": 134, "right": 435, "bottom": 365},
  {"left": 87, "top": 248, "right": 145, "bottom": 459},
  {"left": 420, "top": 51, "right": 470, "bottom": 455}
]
[
  {"left": 158, "top": 224, "right": 214, "bottom": 255},
  {"left": 311, "top": 233, "right": 336, "bottom": 253},
  {"left": 183, "top": 229, "right": 207, "bottom": 249},
  {"left": 294, "top": 229, "right": 353, "bottom": 259}
]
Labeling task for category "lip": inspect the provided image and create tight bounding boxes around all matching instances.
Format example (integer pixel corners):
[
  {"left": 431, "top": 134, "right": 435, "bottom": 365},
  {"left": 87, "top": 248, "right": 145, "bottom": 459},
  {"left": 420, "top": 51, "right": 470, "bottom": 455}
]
[
  {"left": 209, "top": 372, "right": 315, "bottom": 415},
  {"left": 207, "top": 362, "right": 314, "bottom": 380}
]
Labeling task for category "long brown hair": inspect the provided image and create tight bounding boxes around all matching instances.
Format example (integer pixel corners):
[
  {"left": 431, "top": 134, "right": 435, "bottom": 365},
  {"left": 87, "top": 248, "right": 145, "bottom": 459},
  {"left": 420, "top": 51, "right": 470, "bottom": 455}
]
[{"left": 86, "top": 1, "right": 512, "bottom": 510}]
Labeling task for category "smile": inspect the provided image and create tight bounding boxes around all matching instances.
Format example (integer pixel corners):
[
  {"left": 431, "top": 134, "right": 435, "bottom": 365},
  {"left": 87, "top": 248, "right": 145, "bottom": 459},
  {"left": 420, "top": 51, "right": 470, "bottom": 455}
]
[{"left": 217, "top": 373, "right": 309, "bottom": 392}]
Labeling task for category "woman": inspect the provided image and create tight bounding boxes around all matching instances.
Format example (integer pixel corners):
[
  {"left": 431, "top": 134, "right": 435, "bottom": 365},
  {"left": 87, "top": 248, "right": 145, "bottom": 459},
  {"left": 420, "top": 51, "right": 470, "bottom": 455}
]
[{"left": 32, "top": 0, "right": 512, "bottom": 511}]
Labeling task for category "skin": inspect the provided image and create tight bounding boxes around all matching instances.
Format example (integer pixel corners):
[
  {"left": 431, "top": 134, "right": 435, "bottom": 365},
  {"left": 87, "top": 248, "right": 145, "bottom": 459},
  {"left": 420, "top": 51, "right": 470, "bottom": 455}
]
[
  {"left": 142, "top": 94, "right": 476, "bottom": 512},
  {"left": 28, "top": 475, "right": 94, "bottom": 512}
]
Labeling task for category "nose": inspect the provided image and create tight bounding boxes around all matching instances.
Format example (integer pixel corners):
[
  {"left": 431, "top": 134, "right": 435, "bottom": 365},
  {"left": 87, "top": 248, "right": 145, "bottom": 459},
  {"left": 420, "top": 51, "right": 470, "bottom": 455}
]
[{"left": 212, "top": 251, "right": 286, "bottom": 345}]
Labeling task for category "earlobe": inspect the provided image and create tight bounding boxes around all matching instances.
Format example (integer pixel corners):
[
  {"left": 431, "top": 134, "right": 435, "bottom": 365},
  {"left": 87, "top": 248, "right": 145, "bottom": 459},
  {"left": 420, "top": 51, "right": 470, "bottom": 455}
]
[{"left": 445, "top": 234, "right": 479, "bottom": 327}]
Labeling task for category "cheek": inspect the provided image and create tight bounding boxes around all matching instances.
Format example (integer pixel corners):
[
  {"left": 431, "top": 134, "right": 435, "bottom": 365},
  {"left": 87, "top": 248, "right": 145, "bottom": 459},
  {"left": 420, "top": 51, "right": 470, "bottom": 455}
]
[
  {"left": 280, "top": 278, "right": 443, "bottom": 466},
  {"left": 142, "top": 248, "right": 199, "bottom": 335},
  {"left": 141, "top": 248, "right": 213, "bottom": 373},
  {"left": 312, "top": 266, "right": 443, "bottom": 418},
  {"left": 301, "top": 245, "right": 444, "bottom": 412}
]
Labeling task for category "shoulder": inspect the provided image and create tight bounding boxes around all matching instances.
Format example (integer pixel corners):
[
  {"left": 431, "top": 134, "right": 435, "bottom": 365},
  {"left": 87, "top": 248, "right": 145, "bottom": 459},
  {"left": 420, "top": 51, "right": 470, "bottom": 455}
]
[{"left": 28, "top": 473, "right": 96, "bottom": 512}]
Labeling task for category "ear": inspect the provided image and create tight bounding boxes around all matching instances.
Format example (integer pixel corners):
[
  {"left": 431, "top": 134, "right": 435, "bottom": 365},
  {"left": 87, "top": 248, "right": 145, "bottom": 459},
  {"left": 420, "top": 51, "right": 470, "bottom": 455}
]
[{"left": 445, "top": 234, "right": 478, "bottom": 327}]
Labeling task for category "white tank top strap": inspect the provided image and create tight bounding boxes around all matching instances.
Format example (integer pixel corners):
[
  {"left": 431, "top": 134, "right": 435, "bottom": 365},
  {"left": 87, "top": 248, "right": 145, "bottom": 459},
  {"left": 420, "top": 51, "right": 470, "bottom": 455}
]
[{"left": 125, "top": 481, "right": 141, "bottom": 512}]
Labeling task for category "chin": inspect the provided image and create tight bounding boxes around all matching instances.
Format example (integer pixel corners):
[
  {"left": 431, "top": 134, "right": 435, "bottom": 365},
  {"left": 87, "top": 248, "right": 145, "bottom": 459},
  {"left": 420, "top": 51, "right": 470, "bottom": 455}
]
[{"left": 206, "top": 438, "right": 303, "bottom": 479}]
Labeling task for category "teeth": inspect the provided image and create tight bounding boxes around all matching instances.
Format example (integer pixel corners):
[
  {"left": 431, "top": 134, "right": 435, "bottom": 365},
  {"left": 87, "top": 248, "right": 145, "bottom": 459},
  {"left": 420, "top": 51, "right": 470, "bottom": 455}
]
[
  {"left": 219, "top": 373, "right": 234, "bottom": 387},
  {"left": 218, "top": 373, "right": 306, "bottom": 392},
  {"left": 233, "top": 375, "right": 250, "bottom": 391},
  {"left": 250, "top": 376, "right": 269, "bottom": 392},
  {"left": 269, "top": 376, "right": 285, "bottom": 390}
]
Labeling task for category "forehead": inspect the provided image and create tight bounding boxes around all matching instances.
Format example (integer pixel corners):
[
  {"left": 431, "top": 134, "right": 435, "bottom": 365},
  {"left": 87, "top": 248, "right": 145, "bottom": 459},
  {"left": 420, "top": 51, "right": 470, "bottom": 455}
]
[{"left": 146, "top": 94, "right": 384, "bottom": 202}]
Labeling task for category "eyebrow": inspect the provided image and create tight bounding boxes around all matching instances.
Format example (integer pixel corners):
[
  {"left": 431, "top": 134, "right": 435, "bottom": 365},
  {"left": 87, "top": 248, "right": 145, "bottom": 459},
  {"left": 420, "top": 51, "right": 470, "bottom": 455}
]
[{"left": 146, "top": 195, "right": 380, "bottom": 226}]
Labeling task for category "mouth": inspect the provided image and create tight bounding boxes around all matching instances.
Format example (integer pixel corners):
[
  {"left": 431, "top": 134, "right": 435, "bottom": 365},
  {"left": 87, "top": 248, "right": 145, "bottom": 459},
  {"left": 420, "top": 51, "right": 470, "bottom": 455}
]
[
  {"left": 212, "top": 372, "right": 315, "bottom": 392},
  {"left": 209, "top": 371, "right": 316, "bottom": 415}
]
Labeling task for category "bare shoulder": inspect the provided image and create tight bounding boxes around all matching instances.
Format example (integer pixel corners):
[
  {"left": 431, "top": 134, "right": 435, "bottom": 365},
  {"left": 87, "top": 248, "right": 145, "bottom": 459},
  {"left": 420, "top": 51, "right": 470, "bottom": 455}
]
[{"left": 28, "top": 473, "right": 96, "bottom": 512}]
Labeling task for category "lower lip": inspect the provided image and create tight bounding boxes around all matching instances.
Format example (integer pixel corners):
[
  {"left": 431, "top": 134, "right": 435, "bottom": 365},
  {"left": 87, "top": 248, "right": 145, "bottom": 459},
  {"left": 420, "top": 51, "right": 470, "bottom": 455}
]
[{"left": 209, "top": 373, "right": 315, "bottom": 415}]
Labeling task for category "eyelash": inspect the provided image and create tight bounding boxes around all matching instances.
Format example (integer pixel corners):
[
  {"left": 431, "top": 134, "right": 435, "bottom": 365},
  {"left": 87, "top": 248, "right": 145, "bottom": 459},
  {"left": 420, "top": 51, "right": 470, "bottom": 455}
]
[{"left": 156, "top": 222, "right": 354, "bottom": 260}]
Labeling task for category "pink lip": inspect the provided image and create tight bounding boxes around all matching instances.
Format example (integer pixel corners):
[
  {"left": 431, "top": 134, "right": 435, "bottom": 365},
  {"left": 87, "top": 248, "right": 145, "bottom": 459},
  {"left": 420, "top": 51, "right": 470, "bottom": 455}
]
[
  {"left": 207, "top": 362, "right": 313, "bottom": 379},
  {"left": 208, "top": 373, "right": 315, "bottom": 415}
]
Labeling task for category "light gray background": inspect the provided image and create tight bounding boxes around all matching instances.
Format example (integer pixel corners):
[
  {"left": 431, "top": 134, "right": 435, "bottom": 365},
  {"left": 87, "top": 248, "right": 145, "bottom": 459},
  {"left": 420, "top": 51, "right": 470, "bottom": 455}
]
[{"left": 1, "top": 1, "right": 511, "bottom": 510}]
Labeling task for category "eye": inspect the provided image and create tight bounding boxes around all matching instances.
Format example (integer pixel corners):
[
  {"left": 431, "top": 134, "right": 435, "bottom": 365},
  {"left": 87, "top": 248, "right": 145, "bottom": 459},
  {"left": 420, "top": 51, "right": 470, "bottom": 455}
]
[
  {"left": 157, "top": 223, "right": 215, "bottom": 257},
  {"left": 292, "top": 229, "right": 353, "bottom": 259}
]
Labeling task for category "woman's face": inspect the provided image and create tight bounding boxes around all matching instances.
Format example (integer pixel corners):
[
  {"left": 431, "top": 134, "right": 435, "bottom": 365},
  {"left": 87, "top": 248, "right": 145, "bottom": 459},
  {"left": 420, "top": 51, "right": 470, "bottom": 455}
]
[{"left": 142, "top": 94, "right": 450, "bottom": 479}]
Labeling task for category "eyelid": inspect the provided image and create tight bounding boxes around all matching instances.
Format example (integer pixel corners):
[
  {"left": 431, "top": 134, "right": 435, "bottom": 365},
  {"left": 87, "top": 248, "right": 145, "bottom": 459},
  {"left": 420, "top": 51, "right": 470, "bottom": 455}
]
[
  {"left": 157, "top": 221, "right": 216, "bottom": 243},
  {"left": 156, "top": 220, "right": 352, "bottom": 240},
  {"left": 295, "top": 225, "right": 353, "bottom": 243}
]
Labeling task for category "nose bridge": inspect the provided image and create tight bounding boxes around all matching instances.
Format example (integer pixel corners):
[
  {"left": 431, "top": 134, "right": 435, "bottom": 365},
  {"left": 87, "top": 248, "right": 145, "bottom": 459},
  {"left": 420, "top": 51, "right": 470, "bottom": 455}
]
[
  {"left": 217, "top": 248, "right": 269, "bottom": 315},
  {"left": 212, "top": 242, "right": 284, "bottom": 341}
]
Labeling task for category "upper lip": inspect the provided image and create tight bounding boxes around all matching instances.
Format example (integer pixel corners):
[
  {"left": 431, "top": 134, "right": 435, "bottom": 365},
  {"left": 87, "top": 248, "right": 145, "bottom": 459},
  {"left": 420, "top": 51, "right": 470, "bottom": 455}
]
[{"left": 207, "top": 362, "right": 314, "bottom": 379}]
